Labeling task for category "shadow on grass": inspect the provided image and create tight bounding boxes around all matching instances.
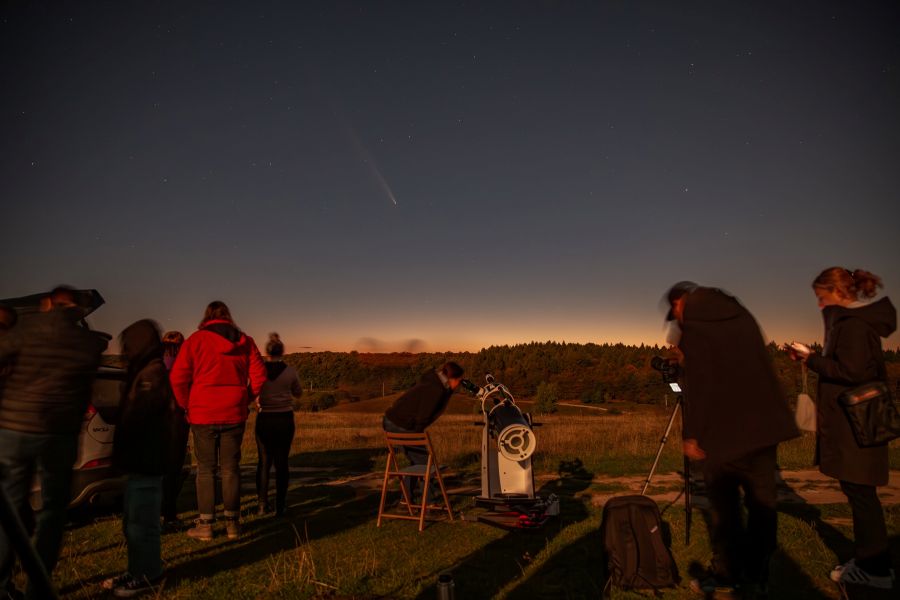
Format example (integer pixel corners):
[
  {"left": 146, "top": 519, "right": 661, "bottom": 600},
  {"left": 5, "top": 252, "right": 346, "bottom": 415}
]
[
  {"left": 60, "top": 448, "right": 382, "bottom": 594},
  {"left": 776, "top": 481, "right": 900, "bottom": 599},
  {"left": 413, "top": 458, "right": 594, "bottom": 600}
]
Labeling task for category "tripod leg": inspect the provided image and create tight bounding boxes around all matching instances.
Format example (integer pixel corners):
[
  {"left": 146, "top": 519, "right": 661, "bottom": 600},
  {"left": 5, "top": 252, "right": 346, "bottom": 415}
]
[
  {"left": 684, "top": 454, "right": 693, "bottom": 545},
  {"left": 641, "top": 398, "right": 682, "bottom": 496}
]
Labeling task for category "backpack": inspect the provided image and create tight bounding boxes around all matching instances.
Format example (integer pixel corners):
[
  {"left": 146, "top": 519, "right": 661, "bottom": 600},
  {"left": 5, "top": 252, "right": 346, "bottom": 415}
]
[{"left": 600, "top": 495, "right": 679, "bottom": 592}]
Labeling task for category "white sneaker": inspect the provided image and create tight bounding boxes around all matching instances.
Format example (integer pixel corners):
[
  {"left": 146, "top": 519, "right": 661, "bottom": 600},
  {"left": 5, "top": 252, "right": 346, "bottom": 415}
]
[{"left": 829, "top": 559, "right": 893, "bottom": 589}]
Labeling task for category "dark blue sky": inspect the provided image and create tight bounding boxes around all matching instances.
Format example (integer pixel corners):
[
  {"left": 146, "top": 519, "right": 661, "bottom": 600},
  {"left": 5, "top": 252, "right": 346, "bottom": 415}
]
[{"left": 2, "top": 1, "right": 898, "bottom": 351}]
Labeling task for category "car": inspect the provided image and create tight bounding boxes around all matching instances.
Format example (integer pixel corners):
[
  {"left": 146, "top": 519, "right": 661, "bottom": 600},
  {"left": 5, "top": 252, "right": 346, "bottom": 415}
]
[{"left": 0, "top": 289, "right": 127, "bottom": 509}]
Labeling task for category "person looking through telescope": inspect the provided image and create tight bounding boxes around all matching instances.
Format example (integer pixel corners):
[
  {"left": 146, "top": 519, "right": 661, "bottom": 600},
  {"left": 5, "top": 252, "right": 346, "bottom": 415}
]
[
  {"left": 664, "top": 281, "right": 797, "bottom": 597},
  {"left": 382, "top": 361, "right": 464, "bottom": 501}
]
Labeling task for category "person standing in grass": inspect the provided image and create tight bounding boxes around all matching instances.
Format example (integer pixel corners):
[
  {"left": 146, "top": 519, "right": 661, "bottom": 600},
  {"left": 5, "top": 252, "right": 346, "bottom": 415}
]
[
  {"left": 0, "top": 287, "right": 107, "bottom": 600},
  {"left": 160, "top": 330, "right": 188, "bottom": 530},
  {"left": 169, "top": 301, "right": 266, "bottom": 541},
  {"left": 664, "top": 282, "right": 798, "bottom": 598},
  {"left": 789, "top": 267, "right": 896, "bottom": 589},
  {"left": 255, "top": 333, "right": 302, "bottom": 517},
  {"left": 101, "top": 320, "right": 171, "bottom": 598},
  {"left": 382, "top": 361, "right": 464, "bottom": 499}
]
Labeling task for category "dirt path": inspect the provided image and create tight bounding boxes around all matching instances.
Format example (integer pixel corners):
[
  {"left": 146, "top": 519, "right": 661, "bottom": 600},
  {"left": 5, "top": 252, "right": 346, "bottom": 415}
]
[
  {"left": 579, "top": 469, "right": 900, "bottom": 508},
  {"left": 239, "top": 465, "right": 900, "bottom": 509}
]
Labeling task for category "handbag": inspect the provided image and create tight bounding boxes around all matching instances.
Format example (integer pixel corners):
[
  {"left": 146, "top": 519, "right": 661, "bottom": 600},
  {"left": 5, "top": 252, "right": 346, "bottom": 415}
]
[
  {"left": 794, "top": 364, "right": 816, "bottom": 432},
  {"left": 838, "top": 381, "right": 900, "bottom": 447}
]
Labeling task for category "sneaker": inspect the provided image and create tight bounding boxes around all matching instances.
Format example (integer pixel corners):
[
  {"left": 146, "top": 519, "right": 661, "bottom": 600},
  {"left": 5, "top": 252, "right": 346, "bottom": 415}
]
[
  {"left": 113, "top": 575, "right": 161, "bottom": 598},
  {"left": 830, "top": 559, "right": 893, "bottom": 589},
  {"left": 186, "top": 518, "right": 214, "bottom": 541},
  {"left": 100, "top": 572, "right": 131, "bottom": 591},
  {"left": 690, "top": 576, "right": 738, "bottom": 598},
  {"left": 224, "top": 517, "right": 241, "bottom": 539}
]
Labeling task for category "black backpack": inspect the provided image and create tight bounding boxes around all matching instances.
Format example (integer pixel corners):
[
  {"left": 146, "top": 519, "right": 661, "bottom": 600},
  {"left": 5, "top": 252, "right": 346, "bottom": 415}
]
[{"left": 600, "top": 495, "right": 679, "bottom": 592}]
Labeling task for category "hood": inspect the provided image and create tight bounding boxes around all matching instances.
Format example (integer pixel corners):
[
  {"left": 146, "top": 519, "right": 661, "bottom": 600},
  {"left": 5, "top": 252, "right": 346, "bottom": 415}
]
[
  {"left": 823, "top": 296, "right": 897, "bottom": 338},
  {"left": 682, "top": 287, "right": 746, "bottom": 323},
  {"left": 200, "top": 319, "right": 249, "bottom": 354},
  {"left": 120, "top": 319, "right": 163, "bottom": 375}
]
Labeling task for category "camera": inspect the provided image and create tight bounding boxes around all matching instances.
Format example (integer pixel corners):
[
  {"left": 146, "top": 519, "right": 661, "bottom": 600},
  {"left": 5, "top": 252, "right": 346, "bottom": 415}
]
[{"left": 651, "top": 356, "right": 681, "bottom": 384}]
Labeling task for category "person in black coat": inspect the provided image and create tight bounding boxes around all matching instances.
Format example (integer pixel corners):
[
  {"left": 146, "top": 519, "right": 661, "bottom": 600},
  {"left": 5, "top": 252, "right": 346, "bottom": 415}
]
[
  {"left": 101, "top": 320, "right": 172, "bottom": 598},
  {"left": 665, "top": 282, "right": 798, "bottom": 595},
  {"left": 790, "top": 267, "right": 896, "bottom": 589},
  {"left": 382, "top": 362, "right": 464, "bottom": 499},
  {"left": 160, "top": 330, "right": 189, "bottom": 530}
]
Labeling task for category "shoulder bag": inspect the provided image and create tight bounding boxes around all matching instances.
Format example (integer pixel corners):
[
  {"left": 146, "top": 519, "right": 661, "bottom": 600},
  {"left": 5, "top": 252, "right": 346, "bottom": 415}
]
[{"left": 838, "top": 382, "right": 900, "bottom": 447}]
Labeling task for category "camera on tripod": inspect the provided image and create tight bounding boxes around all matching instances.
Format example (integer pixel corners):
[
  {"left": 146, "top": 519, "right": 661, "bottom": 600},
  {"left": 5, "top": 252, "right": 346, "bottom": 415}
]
[{"left": 650, "top": 356, "right": 681, "bottom": 390}]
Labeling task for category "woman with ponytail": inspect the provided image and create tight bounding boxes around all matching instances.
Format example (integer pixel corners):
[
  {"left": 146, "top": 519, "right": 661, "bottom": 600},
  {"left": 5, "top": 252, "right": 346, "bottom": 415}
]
[
  {"left": 790, "top": 267, "right": 897, "bottom": 588},
  {"left": 255, "top": 333, "right": 302, "bottom": 516}
]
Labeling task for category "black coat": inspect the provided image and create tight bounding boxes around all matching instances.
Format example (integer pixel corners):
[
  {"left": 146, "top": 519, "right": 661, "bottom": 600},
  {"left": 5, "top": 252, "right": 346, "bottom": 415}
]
[
  {"left": 383, "top": 370, "right": 452, "bottom": 432},
  {"left": 113, "top": 320, "right": 172, "bottom": 476},
  {"left": 679, "top": 287, "right": 799, "bottom": 466},
  {"left": 0, "top": 308, "right": 108, "bottom": 434},
  {"left": 805, "top": 297, "right": 896, "bottom": 486}
]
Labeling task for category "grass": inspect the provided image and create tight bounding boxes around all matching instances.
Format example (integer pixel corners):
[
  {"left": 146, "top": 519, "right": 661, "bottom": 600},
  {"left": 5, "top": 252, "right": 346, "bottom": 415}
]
[{"left": 15, "top": 397, "right": 900, "bottom": 599}]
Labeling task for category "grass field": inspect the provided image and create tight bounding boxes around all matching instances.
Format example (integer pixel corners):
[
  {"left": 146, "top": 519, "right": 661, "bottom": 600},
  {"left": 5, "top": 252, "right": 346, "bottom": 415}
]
[{"left": 15, "top": 395, "right": 900, "bottom": 599}]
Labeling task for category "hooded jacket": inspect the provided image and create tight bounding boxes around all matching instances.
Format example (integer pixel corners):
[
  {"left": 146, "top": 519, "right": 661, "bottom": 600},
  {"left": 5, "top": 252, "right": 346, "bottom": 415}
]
[
  {"left": 679, "top": 287, "right": 799, "bottom": 466},
  {"left": 806, "top": 297, "right": 896, "bottom": 486},
  {"left": 169, "top": 319, "right": 266, "bottom": 425},
  {"left": 113, "top": 320, "right": 171, "bottom": 475},
  {"left": 0, "top": 307, "right": 108, "bottom": 434}
]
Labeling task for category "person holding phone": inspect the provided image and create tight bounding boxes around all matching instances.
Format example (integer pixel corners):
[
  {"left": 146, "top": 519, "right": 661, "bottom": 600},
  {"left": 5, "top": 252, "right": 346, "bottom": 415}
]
[{"left": 789, "top": 267, "right": 896, "bottom": 589}]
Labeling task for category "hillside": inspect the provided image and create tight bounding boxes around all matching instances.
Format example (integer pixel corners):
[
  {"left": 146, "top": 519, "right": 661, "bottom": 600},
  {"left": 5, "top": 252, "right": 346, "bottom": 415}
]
[{"left": 284, "top": 341, "right": 900, "bottom": 407}]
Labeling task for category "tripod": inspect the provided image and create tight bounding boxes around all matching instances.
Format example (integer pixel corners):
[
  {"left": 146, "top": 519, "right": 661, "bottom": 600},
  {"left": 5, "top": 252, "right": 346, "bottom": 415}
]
[{"left": 640, "top": 394, "right": 693, "bottom": 544}]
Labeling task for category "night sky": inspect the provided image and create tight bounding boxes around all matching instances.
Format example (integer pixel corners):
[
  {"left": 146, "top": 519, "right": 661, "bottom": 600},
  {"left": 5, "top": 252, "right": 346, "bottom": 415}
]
[{"left": 2, "top": 1, "right": 899, "bottom": 352}]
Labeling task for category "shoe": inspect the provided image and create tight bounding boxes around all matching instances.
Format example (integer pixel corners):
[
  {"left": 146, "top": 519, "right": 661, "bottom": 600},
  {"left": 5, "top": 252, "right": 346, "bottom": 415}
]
[
  {"left": 161, "top": 518, "right": 182, "bottom": 533},
  {"left": 690, "top": 577, "right": 738, "bottom": 598},
  {"left": 101, "top": 572, "right": 131, "bottom": 591},
  {"left": 256, "top": 503, "right": 269, "bottom": 516},
  {"left": 113, "top": 575, "right": 162, "bottom": 598},
  {"left": 829, "top": 559, "right": 893, "bottom": 589},
  {"left": 186, "top": 518, "right": 214, "bottom": 541},
  {"left": 224, "top": 517, "right": 241, "bottom": 539}
]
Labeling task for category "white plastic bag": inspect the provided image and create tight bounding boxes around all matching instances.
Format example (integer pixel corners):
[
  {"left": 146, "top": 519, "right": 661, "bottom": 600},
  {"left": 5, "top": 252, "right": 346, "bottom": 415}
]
[{"left": 795, "top": 363, "right": 816, "bottom": 432}]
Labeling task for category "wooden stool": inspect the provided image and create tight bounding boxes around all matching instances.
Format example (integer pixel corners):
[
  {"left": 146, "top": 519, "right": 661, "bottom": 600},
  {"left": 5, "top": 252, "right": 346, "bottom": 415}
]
[{"left": 376, "top": 432, "right": 454, "bottom": 532}]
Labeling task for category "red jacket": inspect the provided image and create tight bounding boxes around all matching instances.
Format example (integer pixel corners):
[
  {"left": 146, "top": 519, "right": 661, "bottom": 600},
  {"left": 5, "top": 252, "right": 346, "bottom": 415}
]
[{"left": 169, "top": 320, "right": 266, "bottom": 425}]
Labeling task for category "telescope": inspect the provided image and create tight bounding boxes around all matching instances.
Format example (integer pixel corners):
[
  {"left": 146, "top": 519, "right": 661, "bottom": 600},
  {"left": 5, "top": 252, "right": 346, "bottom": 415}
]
[{"left": 460, "top": 375, "right": 558, "bottom": 528}]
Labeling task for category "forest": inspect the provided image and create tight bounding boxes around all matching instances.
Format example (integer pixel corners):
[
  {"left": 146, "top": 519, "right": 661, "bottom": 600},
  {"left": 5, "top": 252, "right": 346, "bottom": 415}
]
[{"left": 283, "top": 341, "right": 900, "bottom": 408}]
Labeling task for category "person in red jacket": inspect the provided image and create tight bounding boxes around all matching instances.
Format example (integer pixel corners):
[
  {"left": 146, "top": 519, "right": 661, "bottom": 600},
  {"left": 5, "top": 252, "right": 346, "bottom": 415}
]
[{"left": 169, "top": 301, "right": 265, "bottom": 541}]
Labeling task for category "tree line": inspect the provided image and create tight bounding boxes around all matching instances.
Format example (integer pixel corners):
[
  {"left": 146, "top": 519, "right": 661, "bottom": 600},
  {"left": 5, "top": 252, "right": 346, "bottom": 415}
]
[{"left": 283, "top": 341, "right": 900, "bottom": 407}]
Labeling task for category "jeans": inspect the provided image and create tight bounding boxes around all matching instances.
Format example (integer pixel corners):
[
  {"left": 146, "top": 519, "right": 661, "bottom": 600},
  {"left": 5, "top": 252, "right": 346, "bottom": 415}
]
[
  {"left": 190, "top": 423, "right": 245, "bottom": 520},
  {"left": 123, "top": 475, "right": 163, "bottom": 580},
  {"left": 255, "top": 412, "right": 295, "bottom": 513},
  {"left": 0, "top": 428, "right": 77, "bottom": 598},
  {"left": 703, "top": 445, "right": 778, "bottom": 586}
]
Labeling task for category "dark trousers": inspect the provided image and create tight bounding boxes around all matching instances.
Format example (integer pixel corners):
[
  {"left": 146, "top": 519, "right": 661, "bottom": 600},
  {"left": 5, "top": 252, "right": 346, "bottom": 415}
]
[
  {"left": 123, "top": 474, "right": 163, "bottom": 580},
  {"left": 0, "top": 429, "right": 77, "bottom": 599},
  {"left": 190, "top": 423, "right": 245, "bottom": 520},
  {"left": 381, "top": 416, "right": 432, "bottom": 501},
  {"left": 840, "top": 480, "right": 891, "bottom": 575},
  {"left": 255, "top": 412, "right": 295, "bottom": 514},
  {"left": 703, "top": 445, "right": 778, "bottom": 586},
  {"left": 161, "top": 415, "right": 190, "bottom": 521}
]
